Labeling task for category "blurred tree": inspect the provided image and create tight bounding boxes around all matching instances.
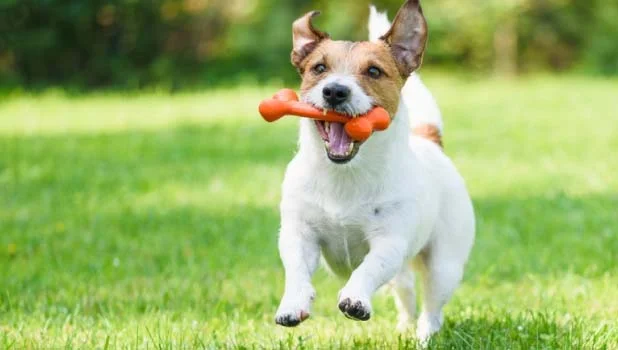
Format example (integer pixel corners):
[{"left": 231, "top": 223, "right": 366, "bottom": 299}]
[
  {"left": 492, "top": 0, "right": 524, "bottom": 76},
  {"left": 0, "top": 0, "right": 616, "bottom": 89}
]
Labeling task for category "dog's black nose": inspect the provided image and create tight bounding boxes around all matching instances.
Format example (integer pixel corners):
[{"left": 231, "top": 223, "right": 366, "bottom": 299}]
[{"left": 323, "top": 83, "right": 350, "bottom": 106}]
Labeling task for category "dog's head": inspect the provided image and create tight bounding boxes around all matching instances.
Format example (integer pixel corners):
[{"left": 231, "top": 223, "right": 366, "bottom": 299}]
[{"left": 292, "top": 0, "right": 427, "bottom": 164}]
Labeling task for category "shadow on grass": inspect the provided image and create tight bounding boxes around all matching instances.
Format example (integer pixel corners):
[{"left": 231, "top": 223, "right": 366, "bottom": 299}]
[
  {"left": 471, "top": 193, "right": 618, "bottom": 281},
  {"left": 0, "top": 202, "right": 283, "bottom": 318},
  {"left": 1, "top": 122, "right": 616, "bottom": 347},
  {"left": 1, "top": 120, "right": 616, "bottom": 280},
  {"left": 0, "top": 121, "right": 297, "bottom": 175},
  {"left": 0, "top": 122, "right": 297, "bottom": 209}
]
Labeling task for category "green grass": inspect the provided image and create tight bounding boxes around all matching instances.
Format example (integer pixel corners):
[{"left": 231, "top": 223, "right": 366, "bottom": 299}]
[{"left": 1, "top": 74, "right": 617, "bottom": 349}]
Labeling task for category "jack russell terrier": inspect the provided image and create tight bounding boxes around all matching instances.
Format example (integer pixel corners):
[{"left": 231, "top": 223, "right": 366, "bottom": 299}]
[{"left": 274, "top": 0, "right": 475, "bottom": 342}]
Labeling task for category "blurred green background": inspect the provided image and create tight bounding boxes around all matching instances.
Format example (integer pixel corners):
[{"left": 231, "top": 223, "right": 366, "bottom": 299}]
[
  {"left": 1, "top": 0, "right": 617, "bottom": 348},
  {"left": 1, "top": 0, "right": 618, "bottom": 90}
]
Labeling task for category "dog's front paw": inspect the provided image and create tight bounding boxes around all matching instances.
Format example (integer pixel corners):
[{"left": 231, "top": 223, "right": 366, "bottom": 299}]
[
  {"left": 275, "top": 286, "right": 315, "bottom": 327},
  {"left": 337, "top": 291, "right": 372, "bottom": 321}
]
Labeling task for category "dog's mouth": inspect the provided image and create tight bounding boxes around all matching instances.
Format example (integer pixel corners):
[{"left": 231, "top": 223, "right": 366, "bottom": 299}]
[{"left": 315, "top": 120, "right": 361, "bottom": 164}]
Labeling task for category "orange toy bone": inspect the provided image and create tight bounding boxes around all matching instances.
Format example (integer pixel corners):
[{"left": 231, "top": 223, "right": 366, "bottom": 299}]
[{"left": 258, "top": 89, "right": 390, "bottom": 141}]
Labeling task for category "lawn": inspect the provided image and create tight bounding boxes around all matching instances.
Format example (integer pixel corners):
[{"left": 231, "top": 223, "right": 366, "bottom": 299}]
[{"left": 1, "top": 74, "right": 617, "bottom": 349}]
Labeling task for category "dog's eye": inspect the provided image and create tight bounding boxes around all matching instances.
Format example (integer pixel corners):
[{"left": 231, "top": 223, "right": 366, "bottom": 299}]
[
  {"left": 367, "top": 66, "right": 382, "bottom": 79},
  {"left": 312, "top": 63, "right": 327, "bottom": 75}
]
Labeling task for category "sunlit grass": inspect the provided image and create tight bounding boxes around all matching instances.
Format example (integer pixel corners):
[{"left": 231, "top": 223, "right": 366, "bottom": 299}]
[{"left": 1, "top": 74, "right": 617, "bottom": 348}]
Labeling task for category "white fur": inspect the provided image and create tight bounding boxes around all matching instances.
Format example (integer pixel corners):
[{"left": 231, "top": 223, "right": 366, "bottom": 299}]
[
  {"left": 403, "top": 73, "right": 444, "bottom": 133},
  {"left": 368, "top": 5, "right": 391, "bottom": 42},
  {"left": 275, "top": 6, "right": 475, "bottom": 344}
]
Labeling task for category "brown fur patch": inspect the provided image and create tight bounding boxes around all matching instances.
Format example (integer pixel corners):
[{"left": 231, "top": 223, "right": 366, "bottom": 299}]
[
  {"left": 298, "top": 40, "right": 404, "bottom": 117},
  {"left": 413, "top": 123, "right": 443, "bottom": 148}
]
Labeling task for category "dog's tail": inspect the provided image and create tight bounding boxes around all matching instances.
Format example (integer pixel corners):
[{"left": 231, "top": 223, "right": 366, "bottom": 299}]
[
  {"left": 368, "top": 5, "right": 444, "bottom": 148},
  {"left": 368, "top": 5, "right": 391, "bottom": 42}
]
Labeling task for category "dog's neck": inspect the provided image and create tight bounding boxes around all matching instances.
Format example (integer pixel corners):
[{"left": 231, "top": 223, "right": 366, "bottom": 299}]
[{"left": 297, "top": 98, "right": 410, "bottom": 178}]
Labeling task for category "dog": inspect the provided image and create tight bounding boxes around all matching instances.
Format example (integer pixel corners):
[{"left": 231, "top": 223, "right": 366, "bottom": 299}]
[{"left": 274, "top": 0, "right": 475, "bottom": 342}]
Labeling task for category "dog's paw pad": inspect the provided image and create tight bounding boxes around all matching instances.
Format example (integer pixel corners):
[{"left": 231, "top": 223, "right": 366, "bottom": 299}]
[
  {"left": 275, "top": 313, "right": 300, "bottom": 327},
  {"left": 275, "top": 310, "right": 310, "bottom": 327},
  {"left": 338, "top": 297, "right": 371, "bottom": 321}
]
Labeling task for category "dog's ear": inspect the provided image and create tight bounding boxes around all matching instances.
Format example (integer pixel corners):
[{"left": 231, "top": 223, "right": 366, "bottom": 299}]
[
  {"left": 380, "top": 0, "right": 427, "bottom": 77},
  {"left": 291, "top": 11, "right": 329, "bottom": 70}
]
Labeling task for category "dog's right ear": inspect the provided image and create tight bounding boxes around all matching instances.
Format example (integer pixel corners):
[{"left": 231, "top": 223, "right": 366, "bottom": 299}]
[
  {"left": 380, "top": 0, "right": 427, "bottom": 77},
  {"left": 291, "top": 11, "right": 329, "bottom": 71}
]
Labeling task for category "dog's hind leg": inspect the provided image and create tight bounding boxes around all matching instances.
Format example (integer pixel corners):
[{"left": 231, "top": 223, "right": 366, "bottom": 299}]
[
  {"left": 415, "top": 247, "right": 465, "bottom": 344},
  {"left": 392, "top": 264, "right": 417, "bottom": 331},
  {"left": 414, "top": 186, "right": 475, "bottom": 343}
]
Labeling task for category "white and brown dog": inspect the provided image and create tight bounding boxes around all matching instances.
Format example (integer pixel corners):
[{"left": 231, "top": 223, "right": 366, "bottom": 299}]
[{"left": 274, "top": 0, "right": 475, "bottom": 342}]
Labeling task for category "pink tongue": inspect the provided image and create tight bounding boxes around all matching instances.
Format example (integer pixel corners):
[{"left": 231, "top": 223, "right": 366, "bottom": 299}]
[{"left": 328, "top": 122, "right": 352, "bottom": 156}]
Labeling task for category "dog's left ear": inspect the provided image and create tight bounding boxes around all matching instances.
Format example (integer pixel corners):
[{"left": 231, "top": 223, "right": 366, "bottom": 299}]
[
  {"left": 291, "top": 11, "right": 329, "bottom": 70},
  {"left": 380, "top": 0, "right": 428, "bottom": 77}
]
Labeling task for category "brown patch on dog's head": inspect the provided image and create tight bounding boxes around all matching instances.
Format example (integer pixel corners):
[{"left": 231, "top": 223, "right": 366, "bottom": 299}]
[
  {"left": 290, "top": 1, "right": 428, "bottom": 118},
  {"left": 288, "top": 2, "right": 430, "bottom": 164},
  {"left": 294, "top": 40, "right": 405, "bottom": 117},
  {"left": 351, "top": 41, "right": 405, "bottom": 117}
]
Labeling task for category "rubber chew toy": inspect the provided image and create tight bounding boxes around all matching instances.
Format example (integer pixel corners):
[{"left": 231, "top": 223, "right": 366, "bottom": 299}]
[{"left": 259, "top": 89, "right": 390, "bottom": 141}]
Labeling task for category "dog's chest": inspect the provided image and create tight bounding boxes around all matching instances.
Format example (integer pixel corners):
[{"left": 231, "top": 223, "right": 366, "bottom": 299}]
[
  {"left": 313, "top": 206, "right": 372, "bottom": 277},
  {"left": 282, "top": 153, "right": 417, "bottom": 277},
  {"left": 305, "top": 194, "right": 400, "bottom": 278}
]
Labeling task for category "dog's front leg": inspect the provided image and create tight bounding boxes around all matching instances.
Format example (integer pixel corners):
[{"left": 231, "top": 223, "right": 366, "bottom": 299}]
[
  {"left": 338, "top": 234, "right": 407, "bottom": 321},
  {"left": 275, "top": 219, "right": 320, "bottom": 327}
]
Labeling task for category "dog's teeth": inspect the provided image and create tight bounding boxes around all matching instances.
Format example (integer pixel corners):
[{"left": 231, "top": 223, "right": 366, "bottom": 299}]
[
  {"left": 323, "top": 108, "right": 328, "bottom": 116},
  {"left": 347, "top": 142, "right": 354, "bottom": 154},
  {"left": 325, "top": 122, "right": 330, "bottom": 133},
  {"left": 325, "top": 141, "right": 330, "bottom": 151}
]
